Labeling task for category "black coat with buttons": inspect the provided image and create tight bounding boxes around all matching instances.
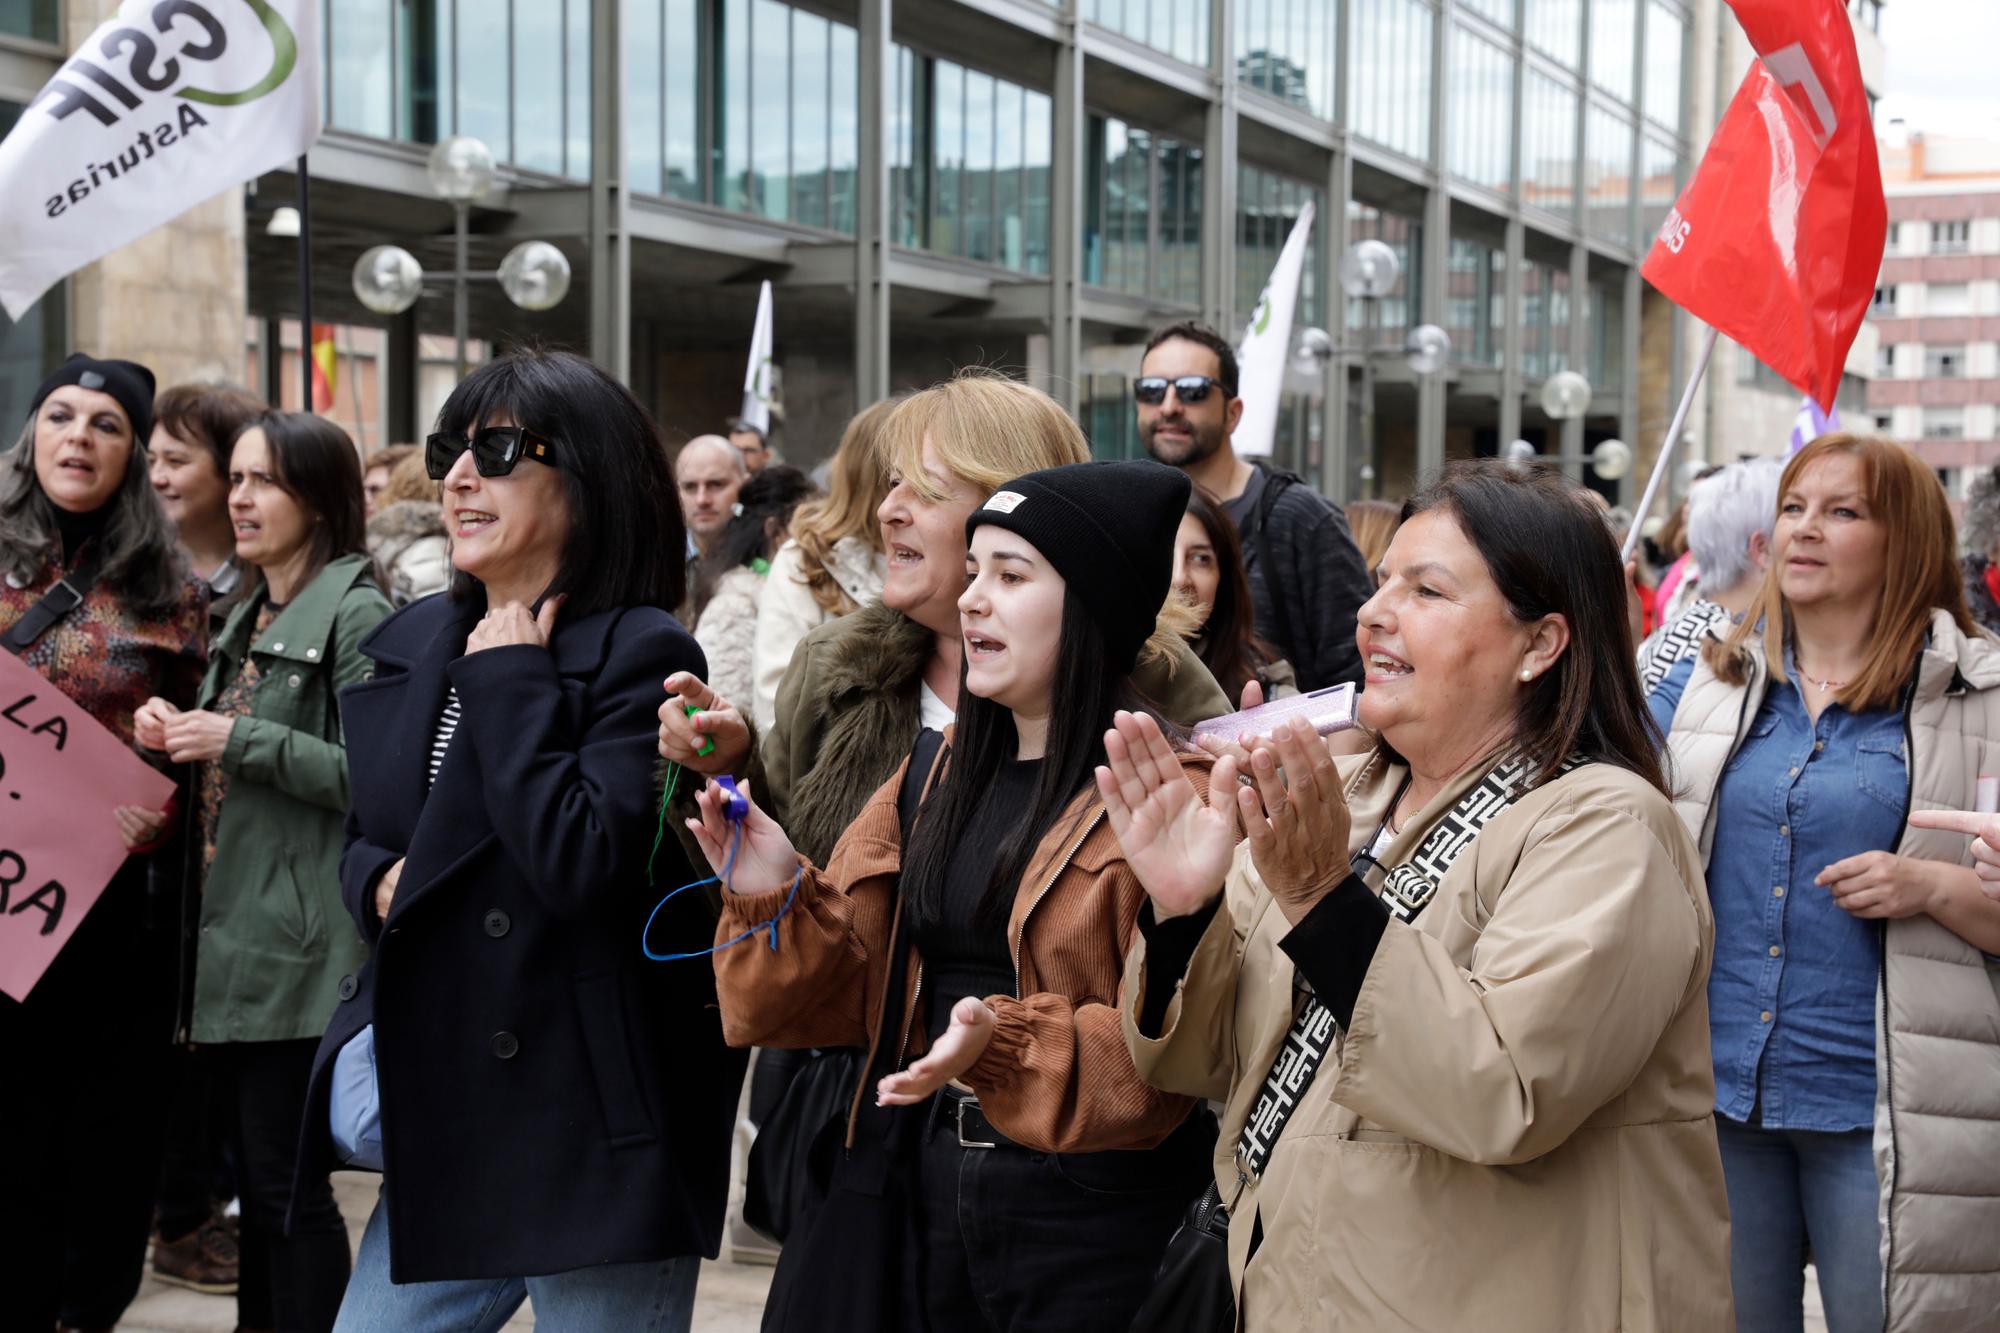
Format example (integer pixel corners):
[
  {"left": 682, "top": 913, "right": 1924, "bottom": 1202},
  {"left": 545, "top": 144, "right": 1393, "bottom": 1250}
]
[{"left": 293, "top": 591, "right": 746, "bottom": 1282}]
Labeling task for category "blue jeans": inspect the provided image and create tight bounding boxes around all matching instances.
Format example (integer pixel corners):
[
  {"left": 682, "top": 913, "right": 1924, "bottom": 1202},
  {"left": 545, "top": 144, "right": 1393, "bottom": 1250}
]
[
  {"left": 1715, "top": 1116, "right": 1884, "bottom": 1333},
  {"left": 333, "top": 1192, "right": 699, "bottom": 1333}
]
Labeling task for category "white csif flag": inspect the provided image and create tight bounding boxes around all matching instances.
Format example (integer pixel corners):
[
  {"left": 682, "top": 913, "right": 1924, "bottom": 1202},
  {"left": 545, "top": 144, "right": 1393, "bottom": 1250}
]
[
  {"left": 0, "top": 0, "right": 322, "bottom": 319},
  {"left": 1232, "top": 201, "right": 1316, "bottom": 458},
  {"left": 740, "top": 280, "right": 775, "bottom": 435}
]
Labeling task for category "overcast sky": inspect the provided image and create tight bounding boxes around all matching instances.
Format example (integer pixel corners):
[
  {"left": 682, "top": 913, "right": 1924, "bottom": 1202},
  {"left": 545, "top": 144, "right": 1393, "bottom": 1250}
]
[{"left": 1875, "top": 0, "right": 2000, "bottom": 135}]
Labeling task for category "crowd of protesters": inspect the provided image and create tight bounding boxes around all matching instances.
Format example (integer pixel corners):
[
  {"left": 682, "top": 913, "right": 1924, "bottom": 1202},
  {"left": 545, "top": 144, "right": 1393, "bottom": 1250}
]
[{"left": 3, "top": 327, "right": 2000, "bottom": 1333}]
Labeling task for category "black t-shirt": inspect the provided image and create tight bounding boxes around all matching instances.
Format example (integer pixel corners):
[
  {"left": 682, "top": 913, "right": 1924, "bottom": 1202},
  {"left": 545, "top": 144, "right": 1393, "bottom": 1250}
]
[{"left": 907, "top": 756, "right": 1043, "bottom": 1043}]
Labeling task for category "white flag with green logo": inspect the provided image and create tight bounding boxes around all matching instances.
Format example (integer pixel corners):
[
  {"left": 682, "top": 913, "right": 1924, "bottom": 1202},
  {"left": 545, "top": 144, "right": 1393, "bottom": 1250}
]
[
  {"left": 740, "top": 280, "right": 775, "bottom": 436},
  {"left": 1232, "top": 201, "right": 1315, "bottom": 459},
  {"left": 0, "top": 0, "right": 321, "bottom": 319}
]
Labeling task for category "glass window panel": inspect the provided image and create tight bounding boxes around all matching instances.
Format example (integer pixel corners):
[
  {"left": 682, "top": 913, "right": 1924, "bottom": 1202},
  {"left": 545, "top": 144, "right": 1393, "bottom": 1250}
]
[
  {"left": 1522, "top": 67, "right": 1577, "bottom": 215},
  {"left": 1585, "top": 105, "right": 1633, "bottom": 243},
  {"left": 1104, "top": 120, "right": 1130, "bottom": 289},
  {"left": 1347, "top": 202, "right": 1420, "bottom": 343},
  {"left": 1023, "top": 92, "right": 1051, "bottom": 275},
  {"left": 1086, "top": 115, "right": 1108, "bottom": 287},
  {"left": 1305, "top": 0, "right": 1332, "bottom": 119},
  {"left": 332, "top": 0, "right": 395, "bottom": 138},
  {"left": 1644, "top": 0, "right": 1685, "bottom": 132},
  {"left": 964, "top": 71, "right": 996, "bottom": 263},
  {"left": 892, "top": 46, "right": 920, "bottom": 246},
  {"left": 1590, "top": 0, "right": 1637, "bottom": 103},
  {"left": 512, "top": 0, "right": 564, "bottom": 171},
  {"left": 1128, "top": 128, "right": 1153, "bottom": 291},
  {"left": 624, "top": 0, "right": 664, "bottom": 194},
  {"left": 1160, "top": 141, "right": 1183, "bottom": 303},
  {"left": 829, "top": 23, "right": 858, "bottom": 233},
  {"left": 1175, "top": 0, "right": 1206, "bottom": 65},
  {"left": 1525, "top": 0, "right": 1580, "bottom": 69},
  {"left": 995, "top": 82, "right": 1025, "bottom": 270},
  {"left": 1242, "top": 0, "right": 1269, "bottom": 91},
  {"left": 566, "top": 0, "right": 592, "bottom": 177},
  {"left": 1449, "top": 28, "right": 1513, "bottom": 192},
  {"left": 933, "top": 61, "right": 964, "bottom": 257},
  {"left": 0, "top": 1, "right": 57, "bottom": 42},
  {"left": 1458, "top": 0, "right": 1513, "bottom": 28},
  {"left": 752, "top": 0, "right": 791, "bottom": 220},
  {"left": 456, "top": 0, "right": 510, "bottom": 157},
  {"left": 792, "top": 12, "right": 830, "bottom": 228},
  {"left": 665, "top": 0, "right": 700, "bottom": 199},
  {"left": 1184, "top": 147, "right": 1204, "bottom": 304},
  {"left": 1640, "top": 131, "right": 1679, "bottom": 236},
  {"left": 1351, "top": 0, "right": 1433, "bottom": 160},
  {"left": 722, "top": 0, "right": 752, "bottom": 212}
]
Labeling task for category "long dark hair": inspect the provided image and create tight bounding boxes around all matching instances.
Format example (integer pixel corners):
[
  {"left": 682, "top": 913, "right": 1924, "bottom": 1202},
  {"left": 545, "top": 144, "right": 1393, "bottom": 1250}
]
[
  {"left": 0, "top": 402, "right": 187, "bottom": 614},
  {"left": 691, "top": 465, "right": 816, "bottom": 618},
  {"left": 435, "top": 348, "right": 686, "bottom": 615},
  {"left": 902, "top": 588, "right": 1163, "bottom": 932},
  {"left": 234, "top": 411, "right": 372, "bottom": 598},
  {"left": 1183, "top": 485, "right": 1280, "bottom": 702},
  {"left": 1402, "top": 461, "right": 1666, "bottom": 793}
]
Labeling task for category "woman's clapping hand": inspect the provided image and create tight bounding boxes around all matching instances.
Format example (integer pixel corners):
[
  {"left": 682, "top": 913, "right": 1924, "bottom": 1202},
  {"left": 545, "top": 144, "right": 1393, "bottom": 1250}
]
[
  {"left": 685, "top": 778, "right": 800, "bottom": 895},
  {"left": 1240, "top": 722, "right": 1354, "bottom": 927},
  {"left": 1096, "top": 710, "right": 1240, "bottom": 920}
]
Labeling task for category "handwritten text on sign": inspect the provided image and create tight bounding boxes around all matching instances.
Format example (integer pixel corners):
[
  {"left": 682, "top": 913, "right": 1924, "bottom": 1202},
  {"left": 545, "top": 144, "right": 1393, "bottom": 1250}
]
[{"left": 0, "top": 648, "right": 174, "bottom": 1001}]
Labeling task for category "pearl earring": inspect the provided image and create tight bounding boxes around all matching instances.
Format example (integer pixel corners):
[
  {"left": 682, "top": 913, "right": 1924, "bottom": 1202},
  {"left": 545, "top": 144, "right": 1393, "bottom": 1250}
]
[{"left": 1520, "top": 669, "right": 1533, "bottom": 681}]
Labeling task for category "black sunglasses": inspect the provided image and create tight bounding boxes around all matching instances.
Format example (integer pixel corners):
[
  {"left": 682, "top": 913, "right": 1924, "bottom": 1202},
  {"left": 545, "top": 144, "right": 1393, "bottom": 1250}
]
[
  {"left": 426, "top": 426, "right": 560, "bottom": 480},
  {"left": 1134, "top": 375, "right": 1222, "bottom": 406}
]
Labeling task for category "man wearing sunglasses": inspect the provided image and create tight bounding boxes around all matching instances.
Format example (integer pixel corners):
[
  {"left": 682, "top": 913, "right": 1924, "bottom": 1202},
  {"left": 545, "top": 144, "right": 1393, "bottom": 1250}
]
[{"left": 1136, "top": 321, "right": 1372, "bottom": 694}]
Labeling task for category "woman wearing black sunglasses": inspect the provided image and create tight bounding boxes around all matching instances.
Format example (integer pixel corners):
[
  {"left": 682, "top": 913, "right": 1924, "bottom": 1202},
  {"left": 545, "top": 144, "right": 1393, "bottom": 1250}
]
[{"left": 294, "top": 348, "right": 745, "bottom": 1331}]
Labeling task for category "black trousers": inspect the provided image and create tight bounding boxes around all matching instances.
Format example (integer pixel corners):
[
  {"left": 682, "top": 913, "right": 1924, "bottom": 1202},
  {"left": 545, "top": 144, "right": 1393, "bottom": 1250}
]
[
  {"left": 0, "top": 864, "right": 174, "bottom": 1332},
  {"left": 905, "top": 1099, "right": 1210, "bottom": 1333},
  {"left": 208, "top": 1039, "right": 351, "bottom": 1333},
  {"left": 153, "top": 1039, "right": 236, "bottom": 1241}
]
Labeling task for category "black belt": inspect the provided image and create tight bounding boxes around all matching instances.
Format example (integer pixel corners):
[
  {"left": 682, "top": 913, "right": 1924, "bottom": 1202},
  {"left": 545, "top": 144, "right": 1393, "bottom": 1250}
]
[{"left": 931, "top": 1089, "right": 1025, "bottom": 1151}]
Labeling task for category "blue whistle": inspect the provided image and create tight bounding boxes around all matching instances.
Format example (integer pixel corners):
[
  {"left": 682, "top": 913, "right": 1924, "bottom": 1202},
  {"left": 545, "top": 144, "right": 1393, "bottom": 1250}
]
[{"left": 715, "top": 775, "right": 749, "bottom": 823}]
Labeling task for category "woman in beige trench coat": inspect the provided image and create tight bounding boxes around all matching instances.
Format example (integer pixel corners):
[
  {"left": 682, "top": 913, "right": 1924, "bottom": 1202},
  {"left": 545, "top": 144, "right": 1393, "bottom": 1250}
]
[{"left": 1099, "top": 461, "right": 1734, "bottom": 1332}]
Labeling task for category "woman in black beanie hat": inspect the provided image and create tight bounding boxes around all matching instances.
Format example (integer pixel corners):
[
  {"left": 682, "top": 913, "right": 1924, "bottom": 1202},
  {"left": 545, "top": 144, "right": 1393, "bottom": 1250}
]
[
  {"left": 0, "top": 352, "right": 206, "bottom": 1330},
  {"left": 685, "top": 459, "right": 1222, "bottom": 1333}
]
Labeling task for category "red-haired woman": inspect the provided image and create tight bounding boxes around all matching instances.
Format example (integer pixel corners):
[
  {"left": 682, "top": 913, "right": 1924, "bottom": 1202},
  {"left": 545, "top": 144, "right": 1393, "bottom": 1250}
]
[{"left": 1651, "top": 434, "right": 2000, "bottom": 1332}]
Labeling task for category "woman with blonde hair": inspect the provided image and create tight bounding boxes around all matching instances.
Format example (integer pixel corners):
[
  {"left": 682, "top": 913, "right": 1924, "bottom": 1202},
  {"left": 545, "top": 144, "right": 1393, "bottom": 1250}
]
[
  {"left": 1342, "top": 498, "right": 1401, "bottom": 578},
  {"left": 748, "top": 398, "right": 897, "bottom": 730},
  {"left": 658, "top": 369, "right": 1229, "bottom": 864},
  {"left": 1651, "top": 433, "right": 2000, "bottom": 1332}
]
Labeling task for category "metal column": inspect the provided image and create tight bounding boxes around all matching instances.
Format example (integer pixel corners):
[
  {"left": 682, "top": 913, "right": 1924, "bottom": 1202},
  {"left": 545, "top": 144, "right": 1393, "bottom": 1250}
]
[
  {"left": 1200, "top": 0, "right": 1238, "bottom": 333},
  {"left": 855, "top": 0, "right": 894, "bottom": 405},
  {"left": 1414, "top": 8, "right": 1450, "bottom": 485},
  {"left": 1048, "top": 6, "right": 1085, "bottom": 414},
  {"left": 588, "top": 0, "right": 631, "bottom": 383}
]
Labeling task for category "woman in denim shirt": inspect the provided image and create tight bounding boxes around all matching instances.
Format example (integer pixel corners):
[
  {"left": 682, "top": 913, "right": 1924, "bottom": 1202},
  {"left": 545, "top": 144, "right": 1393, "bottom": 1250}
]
[{"left": 1652, "top": 434, "right": 2000, "bottom": 1333}]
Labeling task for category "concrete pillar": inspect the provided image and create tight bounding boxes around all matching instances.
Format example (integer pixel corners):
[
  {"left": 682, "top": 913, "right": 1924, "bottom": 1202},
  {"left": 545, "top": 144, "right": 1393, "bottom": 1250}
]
[
  {"left": 855, "top": 0, "right": 893, "bottom": 405},
  {"left": 588, "top": 0, "right": 631, "bottom": 382}
]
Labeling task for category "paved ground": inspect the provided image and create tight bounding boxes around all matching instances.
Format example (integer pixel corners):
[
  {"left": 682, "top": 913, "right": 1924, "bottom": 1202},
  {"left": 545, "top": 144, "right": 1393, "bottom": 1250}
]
[
  {"left": 119, "top": 1172, "right": 773, "bottom": 1333},
  {"left": 118, "top": 1172, "right": 1826, "bottom": 1331}
]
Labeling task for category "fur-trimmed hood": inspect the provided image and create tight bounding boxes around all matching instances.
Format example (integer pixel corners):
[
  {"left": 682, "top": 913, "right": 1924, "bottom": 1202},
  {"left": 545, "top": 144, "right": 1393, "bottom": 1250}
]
[{"left": 366, "top": 499, "right": 447, "bottom": 565}]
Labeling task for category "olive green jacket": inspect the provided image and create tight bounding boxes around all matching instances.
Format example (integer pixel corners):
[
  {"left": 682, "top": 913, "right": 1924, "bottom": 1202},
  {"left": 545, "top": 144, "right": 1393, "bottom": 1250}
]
[{"left": 189, "top": 554, "right": 392, "bottom": 1044}]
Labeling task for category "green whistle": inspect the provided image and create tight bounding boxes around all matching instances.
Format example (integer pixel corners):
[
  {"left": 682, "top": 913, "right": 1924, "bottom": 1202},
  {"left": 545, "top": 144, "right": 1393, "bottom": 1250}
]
[{"left": 686, "top": 703, "right": 714, "bottom": 757}]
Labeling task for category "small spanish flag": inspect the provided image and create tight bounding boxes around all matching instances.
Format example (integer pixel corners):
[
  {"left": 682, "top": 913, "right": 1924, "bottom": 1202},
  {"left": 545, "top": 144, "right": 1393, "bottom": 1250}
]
[{"left": 309, "top": 324, "right": 337, "bottom": 413}]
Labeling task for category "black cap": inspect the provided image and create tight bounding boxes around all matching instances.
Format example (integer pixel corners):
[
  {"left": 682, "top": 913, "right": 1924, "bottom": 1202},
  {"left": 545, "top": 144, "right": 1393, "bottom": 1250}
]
[
  {"left": 966, "top": 460, "right": 1191, "bottom": 672},
  {"left": 29, "top": 353, "right": 157, "bottom": 444}
]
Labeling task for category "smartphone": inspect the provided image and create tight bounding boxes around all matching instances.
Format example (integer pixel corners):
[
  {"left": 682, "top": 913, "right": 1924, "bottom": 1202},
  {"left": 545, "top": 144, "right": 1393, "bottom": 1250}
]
[{"left": 1190, "top": 683, "right": 1359, "bottom": 749}]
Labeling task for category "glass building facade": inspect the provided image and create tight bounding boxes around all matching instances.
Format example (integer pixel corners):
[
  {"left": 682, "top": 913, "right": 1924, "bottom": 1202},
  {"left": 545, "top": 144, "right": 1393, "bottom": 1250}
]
[{"left": 0, "top": 0, "right": 1694, "bottom": 499}]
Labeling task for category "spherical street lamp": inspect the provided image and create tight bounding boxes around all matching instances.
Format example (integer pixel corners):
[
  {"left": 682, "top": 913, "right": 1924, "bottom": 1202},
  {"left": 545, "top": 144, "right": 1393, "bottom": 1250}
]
[
  {"left": 352, "top": 245, "right": 424, "bottom": 315},
  {"left": 426, "top": 136, "right": 498, "bottom": 202},
  {"left": 497, "top": 241, "right": 573, "bottom": 313}
]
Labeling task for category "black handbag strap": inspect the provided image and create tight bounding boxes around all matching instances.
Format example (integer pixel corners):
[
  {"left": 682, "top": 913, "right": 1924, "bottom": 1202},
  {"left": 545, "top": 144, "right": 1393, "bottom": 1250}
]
[{"left": 3, "top": 547, "right": 108, "bottom": 656}]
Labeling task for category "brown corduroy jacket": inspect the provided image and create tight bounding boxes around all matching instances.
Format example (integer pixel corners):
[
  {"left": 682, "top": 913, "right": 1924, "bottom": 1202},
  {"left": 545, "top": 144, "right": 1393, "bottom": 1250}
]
[{"left": 713, "top": 737, "right": 1213, "bottom": 1155}]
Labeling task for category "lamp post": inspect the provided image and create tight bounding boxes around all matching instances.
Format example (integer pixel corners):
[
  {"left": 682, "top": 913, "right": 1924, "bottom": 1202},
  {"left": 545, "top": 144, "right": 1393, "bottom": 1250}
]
[
  {"left": 425, "top": 137, "right": 499, "bottom": 378},
  {"left": 1503, "top": 435, "right": 1634, "bottom": 483},
  {"left": 1293, "top": 239, "right": 1453, "bottom": 497},
  {"left": 350, "top": 137, "right": 572, "bottom": 375}
]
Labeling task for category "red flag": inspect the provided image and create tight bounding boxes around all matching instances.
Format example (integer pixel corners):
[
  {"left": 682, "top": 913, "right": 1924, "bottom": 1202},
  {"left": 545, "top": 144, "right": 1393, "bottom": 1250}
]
[
  {"left": 1641, "top": 0, "right": 1885, "bottom": 412},
  {"left": 309, "top": 324, "right": 337, "bottom": 414}
]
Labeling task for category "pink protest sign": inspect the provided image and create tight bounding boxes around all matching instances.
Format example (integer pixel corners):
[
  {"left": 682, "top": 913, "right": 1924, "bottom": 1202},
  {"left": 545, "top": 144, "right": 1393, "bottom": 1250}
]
[{"left": 0, "top": 647, "right": 174, "bottom": 1000}]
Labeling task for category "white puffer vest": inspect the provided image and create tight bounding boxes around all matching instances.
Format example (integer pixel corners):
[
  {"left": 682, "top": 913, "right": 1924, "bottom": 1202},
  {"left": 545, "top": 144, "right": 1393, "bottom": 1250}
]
[{"left": 1663, "top": 608, "right": 2000, "bottom": 1333}]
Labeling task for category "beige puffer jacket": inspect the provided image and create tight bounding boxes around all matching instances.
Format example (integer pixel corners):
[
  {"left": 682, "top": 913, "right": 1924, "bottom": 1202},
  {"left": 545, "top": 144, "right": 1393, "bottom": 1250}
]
[{"left": 1663, "top": 607, "right": 2000, "bottom": 1333}]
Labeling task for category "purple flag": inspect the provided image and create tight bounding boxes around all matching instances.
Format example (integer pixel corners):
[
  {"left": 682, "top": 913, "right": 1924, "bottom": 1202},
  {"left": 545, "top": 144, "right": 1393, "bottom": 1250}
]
[{"left": 1789, "top": 396, "right": 1841, "bottom": 455}]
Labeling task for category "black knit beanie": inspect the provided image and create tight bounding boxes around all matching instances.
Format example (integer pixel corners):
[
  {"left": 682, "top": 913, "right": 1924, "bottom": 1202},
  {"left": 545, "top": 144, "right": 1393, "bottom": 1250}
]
[
  {"left": 966, "top": 460, "right": 1191, "bottom": 672},
  {"left": 29, "top": 352, "right": 157, "bottom": 444}
]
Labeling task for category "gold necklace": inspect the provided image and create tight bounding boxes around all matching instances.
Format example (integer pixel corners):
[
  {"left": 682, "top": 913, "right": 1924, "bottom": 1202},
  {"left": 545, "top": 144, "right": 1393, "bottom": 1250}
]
[{"left": 1797, "top": 663, "right": 1848, "bottom": 693}]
